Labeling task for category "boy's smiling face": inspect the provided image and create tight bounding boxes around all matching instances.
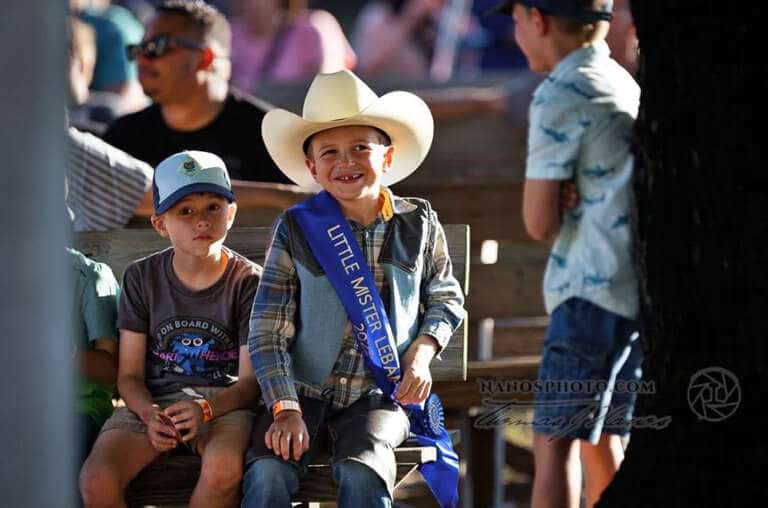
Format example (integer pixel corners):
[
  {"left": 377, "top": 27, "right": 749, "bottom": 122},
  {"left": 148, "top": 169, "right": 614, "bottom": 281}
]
[
  {"left": 151, "top": 193, "right": 236, "bottom": 259},
  {"left": 305, "top": 125, "right": 394, "bottom": 207}
]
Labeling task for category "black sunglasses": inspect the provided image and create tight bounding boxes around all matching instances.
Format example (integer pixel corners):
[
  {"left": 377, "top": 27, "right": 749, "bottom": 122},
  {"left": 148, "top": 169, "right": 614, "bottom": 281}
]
[{"left": 126, "top": 34, "right": 205, "bottom": 60}]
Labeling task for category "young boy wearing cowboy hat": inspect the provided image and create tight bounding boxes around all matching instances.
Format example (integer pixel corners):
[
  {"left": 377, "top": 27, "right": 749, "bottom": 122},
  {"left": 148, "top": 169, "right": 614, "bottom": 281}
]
[{"left": 242, "top": 70, "right": 465, "bottom": 508}]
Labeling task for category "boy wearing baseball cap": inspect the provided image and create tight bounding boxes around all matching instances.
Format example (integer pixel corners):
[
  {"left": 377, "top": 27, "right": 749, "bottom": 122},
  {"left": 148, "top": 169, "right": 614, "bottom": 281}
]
[
  {"left": 491, "top": 1, "right": 642, "bottom": 507},
  {"left": 80, "top": 151, "right": 261, "bottom": 508},
  {"left": 242, "top": 70, "right": 465, "bottom": 508}
]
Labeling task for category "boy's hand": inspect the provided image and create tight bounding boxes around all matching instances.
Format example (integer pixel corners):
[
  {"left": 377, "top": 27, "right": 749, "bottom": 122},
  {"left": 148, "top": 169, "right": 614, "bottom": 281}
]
[
  {"left": 559, "top": 181, "right": 580, "bottom": 211},
  {"left": 397, "top": 358, "right": 433, "bottom": 405},
  {"left": 397, "top": 334, "right": 438, "bottom": 405},
  {"left": 164, "top": 400, "right": 205, "bottom": 443},
  {"left": 265, "top": 411, "right": 310, "bottom": 461},
  {"left": 145, "top": 406, "right": 180, "bottom": 452}
]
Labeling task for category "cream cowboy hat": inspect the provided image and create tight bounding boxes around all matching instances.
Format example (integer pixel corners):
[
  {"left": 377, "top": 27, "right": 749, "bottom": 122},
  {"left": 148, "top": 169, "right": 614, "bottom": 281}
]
[{"left": 261, "top": 70, "right": 434, "bottom": 188}]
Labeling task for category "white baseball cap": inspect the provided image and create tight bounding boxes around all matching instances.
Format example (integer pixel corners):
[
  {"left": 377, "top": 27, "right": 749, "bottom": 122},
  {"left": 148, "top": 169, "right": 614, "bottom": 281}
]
[{"left": 152, "top": 150, "right": 235, "bottom": 214}]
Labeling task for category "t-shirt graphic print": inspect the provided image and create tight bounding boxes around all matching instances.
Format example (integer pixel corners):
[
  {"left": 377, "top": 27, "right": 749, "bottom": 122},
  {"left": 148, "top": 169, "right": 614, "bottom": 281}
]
[
  {"left": 118, "top": 247, "right": 261, "bottom": 396},
  {"left": 151, "top": 316, "right": 239, "bottom": 384}
]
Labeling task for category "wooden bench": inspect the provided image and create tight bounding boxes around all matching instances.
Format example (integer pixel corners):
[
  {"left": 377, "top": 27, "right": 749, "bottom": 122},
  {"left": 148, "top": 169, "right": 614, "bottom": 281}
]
[{"left": 74, "top": 224, "right": 469, "bottom": 507}]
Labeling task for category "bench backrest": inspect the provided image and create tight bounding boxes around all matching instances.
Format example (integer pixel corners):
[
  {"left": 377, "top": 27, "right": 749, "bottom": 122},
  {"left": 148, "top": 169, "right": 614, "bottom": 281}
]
[{"left": 73, "top": 225, "right": 469, "bottom": 381}]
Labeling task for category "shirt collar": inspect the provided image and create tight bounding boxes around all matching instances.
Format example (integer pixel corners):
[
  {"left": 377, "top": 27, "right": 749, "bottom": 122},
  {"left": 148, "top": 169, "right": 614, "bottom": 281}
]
[
  {"left": 350, "top": 188, "right": 415, "bottom": 230},
  {"left": 379, "top": 187, "right": 394, "bottom": 221},
  {"left": 548, "top": 40, "right": 610, "bottom": 83},
  {"left": 381, "top": 187, "right": 417, "bottom": 220}
]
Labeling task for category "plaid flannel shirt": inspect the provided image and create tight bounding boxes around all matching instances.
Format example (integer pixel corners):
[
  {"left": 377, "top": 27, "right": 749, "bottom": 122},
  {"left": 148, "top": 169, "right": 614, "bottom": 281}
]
[{"left": 248, "top": 190, "right": 464, "bottom": 409}]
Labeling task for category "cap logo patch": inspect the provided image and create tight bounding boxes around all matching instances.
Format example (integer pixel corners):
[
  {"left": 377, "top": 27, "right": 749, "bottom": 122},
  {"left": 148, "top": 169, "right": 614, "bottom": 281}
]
[{"left": 177, "top": 158, "right": 202, "bottom": 177}]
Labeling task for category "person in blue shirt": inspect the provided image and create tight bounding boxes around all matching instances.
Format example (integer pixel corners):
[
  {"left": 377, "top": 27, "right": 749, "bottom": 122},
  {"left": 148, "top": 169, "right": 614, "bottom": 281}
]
[{"left": 491, "top": 1, "right": 642, "bottom": 507}]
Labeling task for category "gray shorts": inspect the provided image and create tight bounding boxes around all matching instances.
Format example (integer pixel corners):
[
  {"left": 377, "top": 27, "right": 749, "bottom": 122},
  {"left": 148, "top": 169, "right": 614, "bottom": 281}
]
[{"left": 101, "top": 386, "right": 255, "bottom": 453}]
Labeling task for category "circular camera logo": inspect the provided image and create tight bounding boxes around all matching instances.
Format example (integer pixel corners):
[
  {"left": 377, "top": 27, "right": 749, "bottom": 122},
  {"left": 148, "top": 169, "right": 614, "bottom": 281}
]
[{"left": 687, "top": 367, "right": 740, "bottom": 422}]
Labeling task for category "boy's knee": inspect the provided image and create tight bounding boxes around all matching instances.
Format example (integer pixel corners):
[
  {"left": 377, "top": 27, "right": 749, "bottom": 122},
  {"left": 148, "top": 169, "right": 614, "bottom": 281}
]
[
  {"left": 79, "top": 460, "right": 121, "bottom": 506},
  {"left": 247, "top": 457, "right": 298, "bottom": 486},
  {"left": 243, "top": 458, "right": 299, "bottom": 496},
  {"left": 199, "top": 451, "right": 244, "bottom": 493},
  {"left": 333, "top": 460, "right": 384, "bottom": 492}
]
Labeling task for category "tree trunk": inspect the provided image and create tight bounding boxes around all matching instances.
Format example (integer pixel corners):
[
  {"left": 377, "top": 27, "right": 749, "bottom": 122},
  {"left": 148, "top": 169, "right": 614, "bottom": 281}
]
[{"left": 599, "top": 2, "right": 766, "bottom": 506}]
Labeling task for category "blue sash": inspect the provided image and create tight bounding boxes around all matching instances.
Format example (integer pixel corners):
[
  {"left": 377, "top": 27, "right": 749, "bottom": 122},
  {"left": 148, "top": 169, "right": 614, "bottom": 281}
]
[{"left": 291, "top": 191, "right": 459, "bottom": 508}]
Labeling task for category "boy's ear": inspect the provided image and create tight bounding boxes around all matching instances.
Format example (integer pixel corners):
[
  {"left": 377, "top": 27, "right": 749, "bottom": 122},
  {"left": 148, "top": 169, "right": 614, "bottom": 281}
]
[
  {"left": 150, "top": 214, "right": 169, "bottom": 238},
  {"left": 199, "top": 48, "right": 215, "bottom": 70},
  {"left": 305, "top": 157, "right": 319, "bottom": 182},
  {"left": 531, "top": 7, "right": 549, "bottom": 35},
  {"left": 226, "top": 202, "right": 237, "bottom": 230},
  {"left": 383, "top": 145, "right": 394, "bottom": 173}
]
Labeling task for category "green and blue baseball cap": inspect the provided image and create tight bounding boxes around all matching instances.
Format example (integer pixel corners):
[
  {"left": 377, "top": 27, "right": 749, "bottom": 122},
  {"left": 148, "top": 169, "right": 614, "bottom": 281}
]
[
  {"left": 152, "top": 150, "right": 235, "bottom": 214},
  {"left": 488, "top": 0, "right": 613, "bottom": 21}
]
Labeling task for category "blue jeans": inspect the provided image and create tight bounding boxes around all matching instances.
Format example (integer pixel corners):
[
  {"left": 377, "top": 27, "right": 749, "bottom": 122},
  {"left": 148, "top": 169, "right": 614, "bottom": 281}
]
[{"left": 241, "top": 457, "right": 390, "bottom": 508}]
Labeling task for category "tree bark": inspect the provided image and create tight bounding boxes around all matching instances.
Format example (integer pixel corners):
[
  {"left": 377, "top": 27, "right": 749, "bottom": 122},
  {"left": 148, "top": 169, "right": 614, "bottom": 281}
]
[{"left": 599, "top": 2, "right": 767, "bottom": 506}]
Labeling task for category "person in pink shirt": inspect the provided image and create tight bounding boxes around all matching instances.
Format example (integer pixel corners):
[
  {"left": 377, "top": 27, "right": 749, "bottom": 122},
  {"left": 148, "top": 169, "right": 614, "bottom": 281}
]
[
  {"left": 230, "top": 0, "right": 355, "bottom": 92},
  {"left": 352, "top": 0, "right": 444, "bottom": 80}
]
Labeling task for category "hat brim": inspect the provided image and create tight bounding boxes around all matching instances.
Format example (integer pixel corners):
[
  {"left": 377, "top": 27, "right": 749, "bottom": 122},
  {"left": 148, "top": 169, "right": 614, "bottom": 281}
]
[
  {"left": 262, "top": 91, "right": 434, "bottom": 188},
  {"left": 155, "top": 182, "right": 235, "bottom": 214},
  {"left": 483, "top": 0, "right": 613, "bottom": 21},
  {"left": 483, "top": 0, "right": 515, "bottom": 17}
]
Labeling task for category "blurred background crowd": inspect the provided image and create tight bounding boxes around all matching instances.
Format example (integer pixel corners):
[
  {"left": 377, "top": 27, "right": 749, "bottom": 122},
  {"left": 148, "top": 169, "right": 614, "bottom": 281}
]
[{"left": 68, "top": 0, "right": 637, "bottom": 137}]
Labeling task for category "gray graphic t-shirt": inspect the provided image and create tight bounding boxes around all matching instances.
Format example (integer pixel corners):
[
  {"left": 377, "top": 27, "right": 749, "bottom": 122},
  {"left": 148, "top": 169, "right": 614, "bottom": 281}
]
[{"left": 118, "top": 247, "right": 261, "bottom": 395}]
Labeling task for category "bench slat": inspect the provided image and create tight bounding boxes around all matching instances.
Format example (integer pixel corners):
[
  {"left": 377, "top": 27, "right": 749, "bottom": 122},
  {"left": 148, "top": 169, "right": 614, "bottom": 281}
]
[
  {"left": 125, "top": 436, "right": 452, "bottom": 506},
  {"left": 434, "top": 356, "right": 542, "bottom": 410},
  {"left": 74, "top": 226, "right": 469, "bottom": 294},
  {"left": 124, "top": 454, "right": 424, "bottom": 506}
]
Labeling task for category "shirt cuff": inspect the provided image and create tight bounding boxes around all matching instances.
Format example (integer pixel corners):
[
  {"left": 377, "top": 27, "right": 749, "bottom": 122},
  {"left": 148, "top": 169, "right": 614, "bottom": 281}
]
[
  {"left": 418, "top": 319, "right": 455, "bottom": 355},
  {"left": 260, "top": 376, "right": 299, "bottom": 410},
  {"left": 525, "top": 162, "right": 572, "bottom": 180}
]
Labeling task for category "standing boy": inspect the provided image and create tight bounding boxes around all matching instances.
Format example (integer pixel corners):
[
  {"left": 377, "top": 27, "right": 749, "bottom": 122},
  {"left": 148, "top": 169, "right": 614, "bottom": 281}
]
[
  {"left": 243, "top": 70, "right": 465, "bottom": 508},
  {"left": 79, "top": 150, "right": 261, "bottom": 508},
  {"left": 491, "top": 1, "right": 642, "bottom": 507}
]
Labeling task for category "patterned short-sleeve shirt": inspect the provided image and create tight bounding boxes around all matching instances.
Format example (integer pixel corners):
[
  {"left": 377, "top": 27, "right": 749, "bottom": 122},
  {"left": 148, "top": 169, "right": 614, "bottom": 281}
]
[{"left": 525, "top": 41, "right": 640, "bottom": 319}]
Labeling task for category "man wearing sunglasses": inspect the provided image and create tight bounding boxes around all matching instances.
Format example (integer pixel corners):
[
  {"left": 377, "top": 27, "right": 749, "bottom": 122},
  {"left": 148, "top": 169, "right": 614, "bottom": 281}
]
[{"left": 102, "top": 0, "right": 291, "bottom": 184}]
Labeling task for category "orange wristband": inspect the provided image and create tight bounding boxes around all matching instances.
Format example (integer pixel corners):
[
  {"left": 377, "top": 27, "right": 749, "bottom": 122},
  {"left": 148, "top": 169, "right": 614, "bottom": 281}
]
[
  {"left": 272, "top": 399, "right": 302, "bottom": 419},
  {"left": 196, "top": 399, "right": 214, "bottom": 422}
]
